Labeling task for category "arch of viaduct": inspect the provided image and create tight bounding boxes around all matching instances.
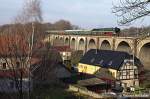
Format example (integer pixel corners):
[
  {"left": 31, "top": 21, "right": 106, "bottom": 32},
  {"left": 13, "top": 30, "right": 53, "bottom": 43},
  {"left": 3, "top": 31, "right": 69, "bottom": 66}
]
[{"left": 45, "top": 34, "right": 150, "bottom": 70}]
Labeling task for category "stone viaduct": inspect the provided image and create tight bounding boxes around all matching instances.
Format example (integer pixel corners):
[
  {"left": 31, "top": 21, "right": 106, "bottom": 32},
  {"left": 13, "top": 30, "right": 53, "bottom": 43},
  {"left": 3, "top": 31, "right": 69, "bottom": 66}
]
[{"left": 45, "top": 33, "right": 150, "bottom": 70}]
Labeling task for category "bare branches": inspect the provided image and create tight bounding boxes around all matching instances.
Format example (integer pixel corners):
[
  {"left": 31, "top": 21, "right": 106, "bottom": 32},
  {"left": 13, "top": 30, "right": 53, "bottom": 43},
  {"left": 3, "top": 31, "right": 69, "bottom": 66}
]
[
  {"left": 0, "top": 0, "right": 43, "bottom": 98},
  {"left": 112, "top": 0, "right": 150, "bottom": 25},
  {"left": 15, "top": 0, "right": 42, "bottom": 24},
  {"left": 26, "top": 0, "right": 43, "bottom": 22}
]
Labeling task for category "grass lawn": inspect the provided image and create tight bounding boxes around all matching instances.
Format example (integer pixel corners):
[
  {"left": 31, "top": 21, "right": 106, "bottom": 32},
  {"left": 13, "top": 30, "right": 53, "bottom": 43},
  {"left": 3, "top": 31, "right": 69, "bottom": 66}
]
[
  {"left": 31, "top": 84, "right": 88, "bottom": 99},
  {"left": 0, "top": 84, "right": 88, "bottom": 99}
]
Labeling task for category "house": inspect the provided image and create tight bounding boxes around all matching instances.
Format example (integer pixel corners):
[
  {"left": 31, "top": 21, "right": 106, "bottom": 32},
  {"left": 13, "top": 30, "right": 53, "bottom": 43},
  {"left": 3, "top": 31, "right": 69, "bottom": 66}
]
[
  {"left": 78, "top": 49, "right": 144, "bottom": 88},
  {"left": 0, "top": 34, "right": 72, "bottom": 93},
  {"left": 31, "top": 48, "right": 71, "bottom": 85},
  {"left": 51, "top": 46, "right": 72, "bottom": 68},
  {"left": 0, "top": 34, "right": 31, "bottom": 93},
  {"left": 0, "top": 55, "right": 31, "bottom": 93},
  {"left": 0, "top": 33, "right": 71, "bottom": 92},
  {"left": 51, "top": 46, "right": 71, "bottom": 61}
]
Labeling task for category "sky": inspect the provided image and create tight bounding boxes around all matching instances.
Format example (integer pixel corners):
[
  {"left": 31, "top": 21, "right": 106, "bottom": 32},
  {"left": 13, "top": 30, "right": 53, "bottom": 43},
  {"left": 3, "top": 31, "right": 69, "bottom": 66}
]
[{"left": 0, "top": 0, "right": 150, "bottom": 29}]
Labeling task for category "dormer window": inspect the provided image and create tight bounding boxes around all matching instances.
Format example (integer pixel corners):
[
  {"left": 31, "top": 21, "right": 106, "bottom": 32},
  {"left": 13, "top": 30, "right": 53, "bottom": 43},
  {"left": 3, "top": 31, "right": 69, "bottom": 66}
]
[
  {"left": 90, "top": 58, "right": 95, "bottom": 63},
  {"left": 99, "top": 60, "right": 103, "bottom": 64},
  {"left": 108, "top": 61, "right": 113, "bottom": 66}
]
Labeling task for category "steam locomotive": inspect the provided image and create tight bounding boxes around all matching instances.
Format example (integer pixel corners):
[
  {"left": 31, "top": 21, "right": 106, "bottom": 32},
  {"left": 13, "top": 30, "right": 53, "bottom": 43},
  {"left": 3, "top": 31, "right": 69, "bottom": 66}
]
[{"left": 91, "top": 27, "right": 120, "bottom": 36}]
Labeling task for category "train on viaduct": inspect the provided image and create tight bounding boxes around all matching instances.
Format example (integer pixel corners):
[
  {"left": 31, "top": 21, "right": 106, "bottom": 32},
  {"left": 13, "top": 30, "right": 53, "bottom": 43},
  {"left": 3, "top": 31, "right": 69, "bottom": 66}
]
[{"left": 44, "top": 28, "right": 150, "bottom": 70}]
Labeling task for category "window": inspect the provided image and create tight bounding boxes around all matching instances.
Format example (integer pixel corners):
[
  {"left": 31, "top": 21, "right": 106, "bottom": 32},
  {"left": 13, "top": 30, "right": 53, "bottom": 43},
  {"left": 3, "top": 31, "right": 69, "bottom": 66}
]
[
  {"left": 99, "top": 60, "right": 103, "bottom": 64},
  {"left": 84, "top": 66, "right": 87, "bottom": 72},
  {"left": 79, "top": 65, "right": 83, "bottom": 68},
  {"left": 122, "top": 71, "right": 126, "bottom": 75},
  {"left": 123, "top": 76, "right": 126, "bottom": 79},
  {"left": 63, "top": 52, "right": 66, "bottom": 56},
  {"left": 130, "top": 70, "right": 134, "bottom": 75},
  {"left": 2, "top": 63, "right": 6, "bottom": 69},
  {"left": 127, "top": 75, "right": 130, "bottom": 79},
  {"left": 90, "top": 58, "right": 95, "bottom": 63},
  {"left": 108, "top": 61, "right": 113, "bottom": 66},
  {"left": 126, "top": 65, "right": 130, "bottom": 69}
]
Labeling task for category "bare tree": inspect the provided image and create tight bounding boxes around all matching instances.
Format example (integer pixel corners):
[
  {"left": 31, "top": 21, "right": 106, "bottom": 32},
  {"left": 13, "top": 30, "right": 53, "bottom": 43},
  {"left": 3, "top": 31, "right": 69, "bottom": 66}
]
[
  {"left": 0, "top": 0, "right": 43, "bottom": 99},
  {"left": 15, "top": 0, "right": 43, "bottom": 99},
  {"left": 112, "top": 0, "right": 150, "bottom": 25},
  {"left": 0, "top": 28, "right": 31, "bottom": 98},
  {"left": 15, "top": 0, "right": 42, "bottom": 23}
]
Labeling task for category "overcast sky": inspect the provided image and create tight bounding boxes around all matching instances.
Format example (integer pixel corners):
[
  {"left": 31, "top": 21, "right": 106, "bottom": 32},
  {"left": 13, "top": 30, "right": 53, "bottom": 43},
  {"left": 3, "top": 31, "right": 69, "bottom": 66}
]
[{"left": 0, "top": 0, "right": 150, "bottom": 29}]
